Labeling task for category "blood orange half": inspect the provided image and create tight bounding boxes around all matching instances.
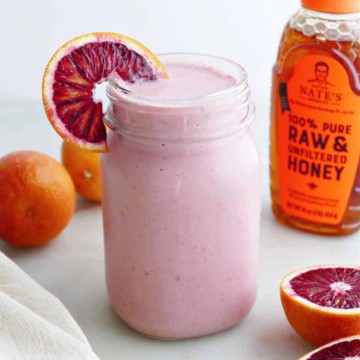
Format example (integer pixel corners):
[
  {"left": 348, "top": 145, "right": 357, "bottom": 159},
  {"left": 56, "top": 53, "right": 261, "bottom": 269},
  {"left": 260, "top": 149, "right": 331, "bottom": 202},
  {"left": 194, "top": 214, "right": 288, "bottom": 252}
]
[
  {"left": 281, "top": 265, "right": 360, "bottom": 346},
  {"left": 299, "top": 335, "right": 360, "bottom": 360},
  {"left": 42, "top": 33, "right": 167, "bottom": 152}
]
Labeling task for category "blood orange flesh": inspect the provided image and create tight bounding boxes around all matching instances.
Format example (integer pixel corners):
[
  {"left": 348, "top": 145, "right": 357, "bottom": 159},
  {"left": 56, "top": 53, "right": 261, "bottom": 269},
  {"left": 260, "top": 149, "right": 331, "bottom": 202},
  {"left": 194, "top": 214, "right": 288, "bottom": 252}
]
[
  {"left": 290, "top": 267, "right": 360, "bottom": 309},
  {"left": 43, "top": 33, "right": 167, "bottom": 152},
  {"left": 281, "top": 265, "right": 360, "bottom": 346},
  {"left": 300, "top": 336, "right": 360, "bottom": 360}
]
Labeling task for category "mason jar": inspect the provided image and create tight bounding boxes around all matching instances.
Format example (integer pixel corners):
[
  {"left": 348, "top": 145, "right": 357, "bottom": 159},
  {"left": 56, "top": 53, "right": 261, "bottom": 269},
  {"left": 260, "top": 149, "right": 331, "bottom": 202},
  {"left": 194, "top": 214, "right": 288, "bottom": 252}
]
[{"left": 101, "top": 53, "right": 261, "bottom": 339}]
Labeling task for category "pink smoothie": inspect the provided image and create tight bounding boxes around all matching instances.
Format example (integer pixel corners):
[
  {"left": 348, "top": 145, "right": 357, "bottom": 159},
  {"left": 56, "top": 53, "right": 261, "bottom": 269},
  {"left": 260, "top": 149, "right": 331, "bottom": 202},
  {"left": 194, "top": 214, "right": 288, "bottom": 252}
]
[{"left": 101, "top": 55, "right": 260, "bottom": 339}]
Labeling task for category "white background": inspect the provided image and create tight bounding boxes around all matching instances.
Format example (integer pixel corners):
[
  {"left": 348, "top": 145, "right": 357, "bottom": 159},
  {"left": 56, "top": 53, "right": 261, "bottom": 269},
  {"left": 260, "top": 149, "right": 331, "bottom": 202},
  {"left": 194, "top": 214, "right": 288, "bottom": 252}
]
[{"left": 0, "top": 0, "right": 298, "bottom": 102}]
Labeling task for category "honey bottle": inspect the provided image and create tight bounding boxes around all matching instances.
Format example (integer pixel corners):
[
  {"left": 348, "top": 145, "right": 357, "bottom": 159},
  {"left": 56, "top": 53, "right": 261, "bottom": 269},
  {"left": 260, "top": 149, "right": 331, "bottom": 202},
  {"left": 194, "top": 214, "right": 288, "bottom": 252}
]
[{"left": 270, "top": 0, "right": 360, "bottom": 235}]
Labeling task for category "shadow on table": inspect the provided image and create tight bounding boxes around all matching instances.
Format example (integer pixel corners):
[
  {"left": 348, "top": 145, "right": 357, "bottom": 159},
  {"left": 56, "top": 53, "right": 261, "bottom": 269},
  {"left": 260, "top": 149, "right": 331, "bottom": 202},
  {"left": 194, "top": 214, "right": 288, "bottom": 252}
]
[
  {"left": 76, "top": 195, "right": 101, "bottom": 212},
  {"left": 254, "top": 320, "right": 314, "bottom": 359},
  {"left": 0, "top": 239, "right": 54, "bottom": 259}
]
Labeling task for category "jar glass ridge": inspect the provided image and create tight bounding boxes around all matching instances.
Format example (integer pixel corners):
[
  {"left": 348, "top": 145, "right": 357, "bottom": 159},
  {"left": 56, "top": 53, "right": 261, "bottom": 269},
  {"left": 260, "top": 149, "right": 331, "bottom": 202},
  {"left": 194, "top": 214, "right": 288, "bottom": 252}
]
[{"left": 105, "top": 53, "right": 255, "bottom": 143}]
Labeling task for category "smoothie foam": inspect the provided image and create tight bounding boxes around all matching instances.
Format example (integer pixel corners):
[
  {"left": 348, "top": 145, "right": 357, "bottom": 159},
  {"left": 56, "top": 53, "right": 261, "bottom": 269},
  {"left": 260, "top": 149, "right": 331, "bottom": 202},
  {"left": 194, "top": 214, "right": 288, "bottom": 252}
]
[{"left": 126, "top": 63, "right": 237, "bottom": 99}]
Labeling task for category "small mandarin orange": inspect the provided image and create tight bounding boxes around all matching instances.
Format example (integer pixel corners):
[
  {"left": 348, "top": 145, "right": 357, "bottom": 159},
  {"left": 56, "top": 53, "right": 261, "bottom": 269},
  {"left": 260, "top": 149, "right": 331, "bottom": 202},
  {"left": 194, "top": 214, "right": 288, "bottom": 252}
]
[
  {"left": 61, "top": 141, "right": 102, "bottom": 202},
  {"left": 0, "top": 151, "right": 76, "bottom": 247}
]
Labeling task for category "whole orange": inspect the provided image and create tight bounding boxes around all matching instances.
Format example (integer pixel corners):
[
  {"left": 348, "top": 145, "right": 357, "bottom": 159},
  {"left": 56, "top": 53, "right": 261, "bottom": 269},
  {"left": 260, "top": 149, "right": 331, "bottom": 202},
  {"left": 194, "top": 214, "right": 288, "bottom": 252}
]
[
  {"left": 61, "top": 141, "right": 102, "bottom": 202},
  {"left": 0, "top": 151, "right": 76, "bottom": 247}
]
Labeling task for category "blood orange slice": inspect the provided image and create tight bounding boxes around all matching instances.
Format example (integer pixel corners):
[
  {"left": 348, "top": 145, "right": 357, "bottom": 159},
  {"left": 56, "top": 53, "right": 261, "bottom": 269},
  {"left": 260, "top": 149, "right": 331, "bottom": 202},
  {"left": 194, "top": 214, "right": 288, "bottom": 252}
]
[
  {"left": 299, "top": 335, "right": 360, "bottom": 360},
  {"left": 280, "top": 265, "right": 360, "bottom": 346},
  {"left": 42, "top": 33, "right": 167, "bottom": 152}
]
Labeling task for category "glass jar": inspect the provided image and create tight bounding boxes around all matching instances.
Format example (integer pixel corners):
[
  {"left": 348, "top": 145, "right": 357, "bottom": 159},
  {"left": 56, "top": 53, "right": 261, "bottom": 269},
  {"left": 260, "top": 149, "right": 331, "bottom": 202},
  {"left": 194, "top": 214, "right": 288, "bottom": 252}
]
[
  {"left": 101, "top": 53, "right": 260, "bottom": 339},
  {"left": 270, "top": 2, "right": 360, "bottom": 235}
]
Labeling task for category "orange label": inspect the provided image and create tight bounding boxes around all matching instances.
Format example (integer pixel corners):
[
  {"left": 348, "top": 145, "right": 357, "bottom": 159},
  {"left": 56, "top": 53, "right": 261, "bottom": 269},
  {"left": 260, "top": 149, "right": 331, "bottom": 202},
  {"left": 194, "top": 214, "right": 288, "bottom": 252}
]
[{"left": 277, "top": 54, "right": 360, "bottom": 225}]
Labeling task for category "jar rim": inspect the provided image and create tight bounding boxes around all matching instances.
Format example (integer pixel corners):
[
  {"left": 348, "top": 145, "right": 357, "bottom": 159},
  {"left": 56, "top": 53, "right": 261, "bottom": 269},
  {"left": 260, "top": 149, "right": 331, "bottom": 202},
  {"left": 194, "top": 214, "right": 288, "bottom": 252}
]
[{"left": 107, "top": 52, "right": 250, "bottom": 109}]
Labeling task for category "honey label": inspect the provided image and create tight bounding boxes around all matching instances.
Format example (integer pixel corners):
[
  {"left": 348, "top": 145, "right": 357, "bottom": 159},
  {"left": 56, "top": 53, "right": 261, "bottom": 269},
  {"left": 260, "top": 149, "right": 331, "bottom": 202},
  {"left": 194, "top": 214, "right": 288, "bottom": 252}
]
[{"left": 277, "top": 54, "right": 360, "bottom": 225}]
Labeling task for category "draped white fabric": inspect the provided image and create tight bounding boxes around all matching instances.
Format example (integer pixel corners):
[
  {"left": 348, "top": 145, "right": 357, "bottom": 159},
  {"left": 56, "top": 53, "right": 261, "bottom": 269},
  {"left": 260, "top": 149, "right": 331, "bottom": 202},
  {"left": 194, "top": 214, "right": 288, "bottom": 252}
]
[{"left": 0, "top": 252, "right": 100, "bottom": 360}]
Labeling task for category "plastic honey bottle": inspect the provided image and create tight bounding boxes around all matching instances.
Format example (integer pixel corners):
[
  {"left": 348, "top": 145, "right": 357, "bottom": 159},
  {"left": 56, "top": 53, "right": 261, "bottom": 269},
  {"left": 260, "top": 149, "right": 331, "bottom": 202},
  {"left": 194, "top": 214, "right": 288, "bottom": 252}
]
[{"left": 270, "top": 0, "right": 360, "bottom": 235}]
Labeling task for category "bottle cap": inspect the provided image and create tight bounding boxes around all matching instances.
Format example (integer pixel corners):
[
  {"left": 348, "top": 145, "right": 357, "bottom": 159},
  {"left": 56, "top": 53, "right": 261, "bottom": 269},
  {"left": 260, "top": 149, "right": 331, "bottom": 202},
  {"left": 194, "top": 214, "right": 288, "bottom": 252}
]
[{"left": 301, "top": 0, "right": 360, "bottom": 14}]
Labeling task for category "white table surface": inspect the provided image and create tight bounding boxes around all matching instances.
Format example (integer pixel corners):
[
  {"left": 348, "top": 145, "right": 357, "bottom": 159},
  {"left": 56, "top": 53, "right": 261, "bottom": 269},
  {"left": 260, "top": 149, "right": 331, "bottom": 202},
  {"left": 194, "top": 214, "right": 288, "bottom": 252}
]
[{"left": 0, "top": 100, "right": 359, "bottom": 360}]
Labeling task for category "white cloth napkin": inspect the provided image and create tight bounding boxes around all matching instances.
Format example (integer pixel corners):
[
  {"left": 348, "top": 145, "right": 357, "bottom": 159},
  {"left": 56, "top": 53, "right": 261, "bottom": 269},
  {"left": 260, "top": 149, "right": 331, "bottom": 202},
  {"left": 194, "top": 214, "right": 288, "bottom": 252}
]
[{"left": 0, "top": 252, "right": 100, "bottom": 360}]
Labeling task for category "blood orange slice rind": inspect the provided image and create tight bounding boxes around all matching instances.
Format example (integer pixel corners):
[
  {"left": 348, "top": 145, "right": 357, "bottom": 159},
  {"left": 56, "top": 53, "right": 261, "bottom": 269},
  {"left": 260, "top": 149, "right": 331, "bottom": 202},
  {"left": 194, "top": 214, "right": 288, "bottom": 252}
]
[
  {"left": 299, "top": 335, "right": 360, "bottom": 360},
  {"left": 42, "top": 33, "right": 168, "bottom": 152},
  {"left": 280, "top": 265, "right": 360, "bottom": 346}
]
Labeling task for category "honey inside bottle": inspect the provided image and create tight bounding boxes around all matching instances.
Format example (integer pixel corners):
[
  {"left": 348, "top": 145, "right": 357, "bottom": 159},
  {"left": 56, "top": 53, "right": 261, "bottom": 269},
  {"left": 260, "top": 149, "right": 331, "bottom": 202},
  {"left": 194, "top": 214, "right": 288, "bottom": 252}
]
[{"left": 270, "top": 6, "right": 360, "bottom": 235}]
